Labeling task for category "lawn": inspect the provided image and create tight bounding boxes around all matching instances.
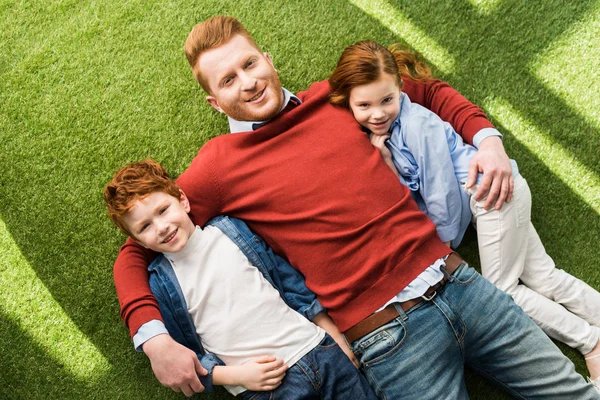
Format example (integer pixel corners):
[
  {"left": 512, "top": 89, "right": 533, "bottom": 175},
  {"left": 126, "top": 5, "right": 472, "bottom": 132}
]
[{"left": 1, "top": 0, "right": 599, "bottom": 399}]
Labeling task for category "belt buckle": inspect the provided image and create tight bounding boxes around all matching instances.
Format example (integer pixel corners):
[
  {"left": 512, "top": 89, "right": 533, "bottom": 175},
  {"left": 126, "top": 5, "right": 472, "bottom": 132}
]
[{"left": 421, "top": 290, "right": 437, "bottom": 301}]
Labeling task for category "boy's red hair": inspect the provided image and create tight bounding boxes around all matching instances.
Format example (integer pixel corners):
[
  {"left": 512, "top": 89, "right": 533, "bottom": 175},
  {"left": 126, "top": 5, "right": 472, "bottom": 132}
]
[
  {"left": 184, "top": 16, "right": 259, "bottom": 93},
  {"left": 329, "top": 40, "right": 431, "bottom": 109},
  {"left": 104, "top": 159, "right": 180, "bottom": 236}
]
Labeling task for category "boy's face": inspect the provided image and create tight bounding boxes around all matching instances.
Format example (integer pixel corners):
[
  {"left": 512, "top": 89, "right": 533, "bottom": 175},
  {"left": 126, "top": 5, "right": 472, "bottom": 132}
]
[
  {"left": 122, "top": 191, "right": 196, "bottom": 253},
  {"left": 200, "top": 34, "right": 284, "bottom": 122}
]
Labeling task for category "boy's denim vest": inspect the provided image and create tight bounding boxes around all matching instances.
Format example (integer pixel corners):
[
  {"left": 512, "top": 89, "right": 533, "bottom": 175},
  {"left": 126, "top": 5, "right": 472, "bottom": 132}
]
[{"left": 147, "top": 215, "right": 324, "bottom": 392}]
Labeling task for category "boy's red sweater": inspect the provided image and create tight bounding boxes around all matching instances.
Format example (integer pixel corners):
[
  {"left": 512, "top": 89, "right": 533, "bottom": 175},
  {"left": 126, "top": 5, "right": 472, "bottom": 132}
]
[{"left": 114, "top": 79, "right": 493, "bottom": 335}]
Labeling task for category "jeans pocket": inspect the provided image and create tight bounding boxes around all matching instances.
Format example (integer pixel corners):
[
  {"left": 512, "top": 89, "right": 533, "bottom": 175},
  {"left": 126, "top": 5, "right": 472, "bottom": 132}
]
[
  {"left": 449, "top": 262, "right": 479, "bottom": 286},
  {"left": 353, "top": 318, "right": 407, "bottom": 367}
]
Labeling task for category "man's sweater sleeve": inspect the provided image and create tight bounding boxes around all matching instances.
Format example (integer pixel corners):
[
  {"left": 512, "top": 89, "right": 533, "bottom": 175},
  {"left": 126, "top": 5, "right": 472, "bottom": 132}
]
[
  {"left": 401, "top": 77, "right": 494, "bottom": 145},
  {"left": 113, "top": 239, "right": 162, "bottom": 337}
]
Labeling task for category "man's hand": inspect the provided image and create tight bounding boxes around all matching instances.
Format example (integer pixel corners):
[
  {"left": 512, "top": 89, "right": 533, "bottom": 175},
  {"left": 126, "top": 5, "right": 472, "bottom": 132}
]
[
  {"left": 466, "top": 136, "right": 514, "bottom": 210},
  {"left": 236, "top": 356, "right": 288, "bottom": 391},
  {"left": 142, "top": 334, "right": 207, "bottom": 396}
]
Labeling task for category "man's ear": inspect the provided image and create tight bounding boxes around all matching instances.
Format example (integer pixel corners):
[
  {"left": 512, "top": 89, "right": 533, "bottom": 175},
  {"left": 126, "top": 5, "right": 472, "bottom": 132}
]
[
  {"left": 264, "top": 53, "right": 276, "bottom": 70},
  {"left": 179, "top": 190, "right": 191, "bottom": 213},
  {"left": 206, "top": 96, "right": 224, "bottom": 113}
]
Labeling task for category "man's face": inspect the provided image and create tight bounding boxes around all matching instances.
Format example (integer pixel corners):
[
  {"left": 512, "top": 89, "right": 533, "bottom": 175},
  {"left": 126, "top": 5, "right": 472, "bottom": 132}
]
[
  {"left": 122, "top": 191, "right": 196, "bottom": 254},
  {"left": 200, "top": 35, "right": 284, "bottom": 122}
]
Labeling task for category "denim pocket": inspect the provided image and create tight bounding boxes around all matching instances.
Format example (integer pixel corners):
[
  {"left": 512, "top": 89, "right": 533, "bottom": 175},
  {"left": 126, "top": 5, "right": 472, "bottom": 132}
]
[
  {"left": 449, "top": 263, "right": 479, "bottom": 286},
  {"left": 353, "top": 318, "right": 407, "bottom": 367}
]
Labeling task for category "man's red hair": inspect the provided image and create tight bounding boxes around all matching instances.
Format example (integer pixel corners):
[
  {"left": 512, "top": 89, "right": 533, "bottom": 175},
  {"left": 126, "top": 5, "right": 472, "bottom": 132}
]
[{"left": 184, "top": 16, "right": 259, "bottom": 93}]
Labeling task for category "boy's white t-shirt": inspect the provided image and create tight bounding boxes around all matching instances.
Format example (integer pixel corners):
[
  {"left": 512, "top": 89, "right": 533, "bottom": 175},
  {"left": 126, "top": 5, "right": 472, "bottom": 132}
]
[{"left": 164, "top": 225, "right": 325, "bottom": 395}]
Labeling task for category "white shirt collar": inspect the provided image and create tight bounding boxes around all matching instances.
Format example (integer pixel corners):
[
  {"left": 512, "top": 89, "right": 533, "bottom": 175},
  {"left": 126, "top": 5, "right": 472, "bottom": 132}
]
[{"left": 227, "top": 88, "right": 301, "bottom": 133}]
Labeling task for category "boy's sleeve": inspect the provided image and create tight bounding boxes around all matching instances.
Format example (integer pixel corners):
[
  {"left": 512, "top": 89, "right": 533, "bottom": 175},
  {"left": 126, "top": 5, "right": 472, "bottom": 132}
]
[
  {"left": 150, "top": 273, "right": 225, "bottom": 393},
  {"left": 402, "top": 77, "right": 494, "bottom": 145},
  {"left": 271, "top": 251, "right": 325, "bottom": 321}
]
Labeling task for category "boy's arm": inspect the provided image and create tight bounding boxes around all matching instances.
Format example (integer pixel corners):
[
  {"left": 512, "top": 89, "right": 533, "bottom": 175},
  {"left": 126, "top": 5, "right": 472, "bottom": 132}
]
[
  {"left": 313, "top": 312, "right": 359, "bottom": 368},
  {"left": 402, "top": 78, "right": 513, "bottom": 210},
  {"left": 212, "top": 356, "right": 288, "bottom": 391}
]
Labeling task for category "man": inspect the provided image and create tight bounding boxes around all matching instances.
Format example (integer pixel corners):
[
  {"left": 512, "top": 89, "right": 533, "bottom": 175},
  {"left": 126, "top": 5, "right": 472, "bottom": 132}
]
[{"left": 114, "top": 16, "right": 599, "bottom": 398}]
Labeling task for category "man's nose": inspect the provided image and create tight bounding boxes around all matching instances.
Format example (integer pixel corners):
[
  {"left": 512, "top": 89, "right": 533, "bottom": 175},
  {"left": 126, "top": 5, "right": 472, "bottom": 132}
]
[{"left": 239, "top": 72, "right": 257, "bottom": 91}]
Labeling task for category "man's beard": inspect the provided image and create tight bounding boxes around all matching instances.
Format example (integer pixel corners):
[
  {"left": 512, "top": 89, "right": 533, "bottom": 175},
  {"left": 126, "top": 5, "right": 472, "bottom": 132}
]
[{"left": 220, "top": 74, "right": 284, "bottom": 122}]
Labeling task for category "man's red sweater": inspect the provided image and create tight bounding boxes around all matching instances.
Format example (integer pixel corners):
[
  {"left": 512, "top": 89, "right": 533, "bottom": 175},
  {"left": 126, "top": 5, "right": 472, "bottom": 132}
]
[{"left": 114, "top": 79, "right": 494, "bottom": 335}]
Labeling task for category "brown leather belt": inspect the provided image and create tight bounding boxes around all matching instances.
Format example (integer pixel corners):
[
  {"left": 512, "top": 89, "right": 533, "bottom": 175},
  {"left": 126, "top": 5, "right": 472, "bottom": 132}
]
[{"left": 344, "top": 253, "right": 465, "bottom": 344}]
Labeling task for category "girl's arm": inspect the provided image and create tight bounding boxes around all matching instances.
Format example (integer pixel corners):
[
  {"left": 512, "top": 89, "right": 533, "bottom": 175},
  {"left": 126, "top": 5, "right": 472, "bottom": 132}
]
[
  {"left": 313, "top": 312, "right": 360, "bottom": 368},
  {"left": 370, "top": 134, "right": 401, "bottom": 179}
]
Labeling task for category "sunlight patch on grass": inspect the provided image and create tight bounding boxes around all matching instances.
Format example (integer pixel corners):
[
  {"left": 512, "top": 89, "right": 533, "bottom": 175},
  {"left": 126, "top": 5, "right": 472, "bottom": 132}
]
[
  {"left": 348, "top": 0, "right": 456, "bottom": 74},
  {"left": 465, "top": 0, "right": 502, "bottom": 15},
  {"left": 530, "top": 7, "right": 600, "bottom": 130},
  {"left": 484, "top": 97, "right": 600, "bottom": 214},
  {"left": 0, "top": 218, "right": 111, "bottom": 381}
]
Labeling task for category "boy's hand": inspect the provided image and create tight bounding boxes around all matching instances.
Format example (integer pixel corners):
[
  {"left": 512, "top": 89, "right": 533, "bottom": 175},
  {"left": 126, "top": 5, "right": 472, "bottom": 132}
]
[
  {"left": 466, "top": 136, "right": 514, "bottom": 210},
  {"left": 142, "top": 334, "right": 207, "bottom": 396},
  {"left": 237, "top": 356, "right": 288, "bottom": 391}
]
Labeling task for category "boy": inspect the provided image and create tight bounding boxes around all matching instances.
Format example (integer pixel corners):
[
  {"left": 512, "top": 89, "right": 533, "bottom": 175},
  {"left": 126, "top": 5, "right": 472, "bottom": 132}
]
[{"left": 103, "top": 159, "right": 376, "bottom": 399}]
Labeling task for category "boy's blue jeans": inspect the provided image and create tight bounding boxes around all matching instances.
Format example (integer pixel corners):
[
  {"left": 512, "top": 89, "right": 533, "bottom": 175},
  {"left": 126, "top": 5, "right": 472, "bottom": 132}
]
[
  {"left": 351, "top": 263, "right": 600, "bottom": 400},
  {"left": 239, "top": 334, "right": 376, "bottom": 399}
]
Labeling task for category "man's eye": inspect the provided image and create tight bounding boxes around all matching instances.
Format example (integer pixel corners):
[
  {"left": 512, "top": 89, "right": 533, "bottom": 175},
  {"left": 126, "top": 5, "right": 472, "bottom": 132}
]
[
  {"left": 223, "top": 76, "right": 234, "bottom": 86},
  {"left": 246, "top": 60, "right": 255, "bottom": 68}
]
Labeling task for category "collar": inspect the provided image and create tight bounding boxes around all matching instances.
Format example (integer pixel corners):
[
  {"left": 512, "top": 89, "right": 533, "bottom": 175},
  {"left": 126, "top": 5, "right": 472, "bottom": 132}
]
[
  {"left": 163, "top": 226, "right": 203, "bottom": 264},
  {"left": 389, "top": 92, "right": 407, "bottom": 132},
  {"left": 227, "top": 88, "right": 301, "bottom": 133}
]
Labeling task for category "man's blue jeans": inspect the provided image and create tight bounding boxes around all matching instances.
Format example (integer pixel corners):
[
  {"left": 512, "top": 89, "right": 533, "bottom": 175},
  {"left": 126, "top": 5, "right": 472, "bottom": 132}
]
[
  {"left": 350, "top": 263, "right": 599, "bottom": 399},
  {"left": 239, "top": 333, "right": 376, "bottom": 399}
]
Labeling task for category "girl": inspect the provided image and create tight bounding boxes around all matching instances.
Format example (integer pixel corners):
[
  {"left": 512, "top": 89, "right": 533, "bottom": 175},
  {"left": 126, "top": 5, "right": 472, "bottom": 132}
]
[{"left": 329, "top": 40, "right": 600, "bottom": 389}]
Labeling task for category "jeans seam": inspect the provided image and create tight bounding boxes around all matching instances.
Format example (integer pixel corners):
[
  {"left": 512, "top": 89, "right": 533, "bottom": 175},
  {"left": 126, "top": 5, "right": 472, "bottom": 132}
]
[
  {"left": 294, "top": 357, "right": 321, "bottom": 392},
  {"left": 363, "top": 367, "right": 387, "bottom": 400},
  {"left": 467, "top": 364, "right": 528, "bottom": 400}
]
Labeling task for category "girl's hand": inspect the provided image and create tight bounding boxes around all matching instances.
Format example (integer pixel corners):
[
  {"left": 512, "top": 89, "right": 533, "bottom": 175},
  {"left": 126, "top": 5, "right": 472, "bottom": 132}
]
[
  {"left": 370, "top": 134, "right": 400, "bottom": 178},
  {"left": 370, "top": 133, "right": 393, "bottom": 160},
  {"left": 237, "top": 356, "right": 288, "bottom": 391}
]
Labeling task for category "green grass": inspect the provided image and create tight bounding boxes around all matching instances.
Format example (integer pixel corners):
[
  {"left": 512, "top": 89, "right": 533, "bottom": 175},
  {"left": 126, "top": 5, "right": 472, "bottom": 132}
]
[{"left": 1, "top": 0, "right": 599, "bottom": 398}]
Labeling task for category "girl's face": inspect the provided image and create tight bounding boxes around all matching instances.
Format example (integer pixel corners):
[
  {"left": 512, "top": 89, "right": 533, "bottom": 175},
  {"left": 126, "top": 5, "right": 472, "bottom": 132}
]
[{"left": 348, "top": 73, "right": 401, "bottom": 136}]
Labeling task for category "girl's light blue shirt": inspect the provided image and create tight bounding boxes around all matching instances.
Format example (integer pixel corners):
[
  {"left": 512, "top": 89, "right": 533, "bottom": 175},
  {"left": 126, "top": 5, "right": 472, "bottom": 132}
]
[{"left": 387, "top": 93, "right": 518, "bottom": 248}]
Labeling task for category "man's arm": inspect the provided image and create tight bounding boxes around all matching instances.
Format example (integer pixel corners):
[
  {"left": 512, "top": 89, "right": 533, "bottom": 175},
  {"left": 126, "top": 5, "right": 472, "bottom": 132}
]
[
  {"left": 113, "top": 238, "right": 162, "bottom": 337},
  {"left": 142, "top": 334, "right": 208, "bottom": 397},
  {"left": 402, "top": 78, "right": 513, "bottom": 209}
]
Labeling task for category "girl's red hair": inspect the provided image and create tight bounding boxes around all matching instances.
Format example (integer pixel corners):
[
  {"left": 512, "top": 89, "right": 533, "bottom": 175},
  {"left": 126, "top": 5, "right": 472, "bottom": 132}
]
[{"left": 329, "top": 40, "right": 431, "bottom": 109}]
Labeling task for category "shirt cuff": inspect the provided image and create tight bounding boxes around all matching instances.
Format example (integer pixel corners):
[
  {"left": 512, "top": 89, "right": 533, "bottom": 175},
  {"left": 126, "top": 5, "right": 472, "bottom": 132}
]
[
  {"left": 133, "top": 319, "right": 169, "bottom": 352},
  {"left": 472, "top": 128, "right": 502, "bottom": 149}
]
